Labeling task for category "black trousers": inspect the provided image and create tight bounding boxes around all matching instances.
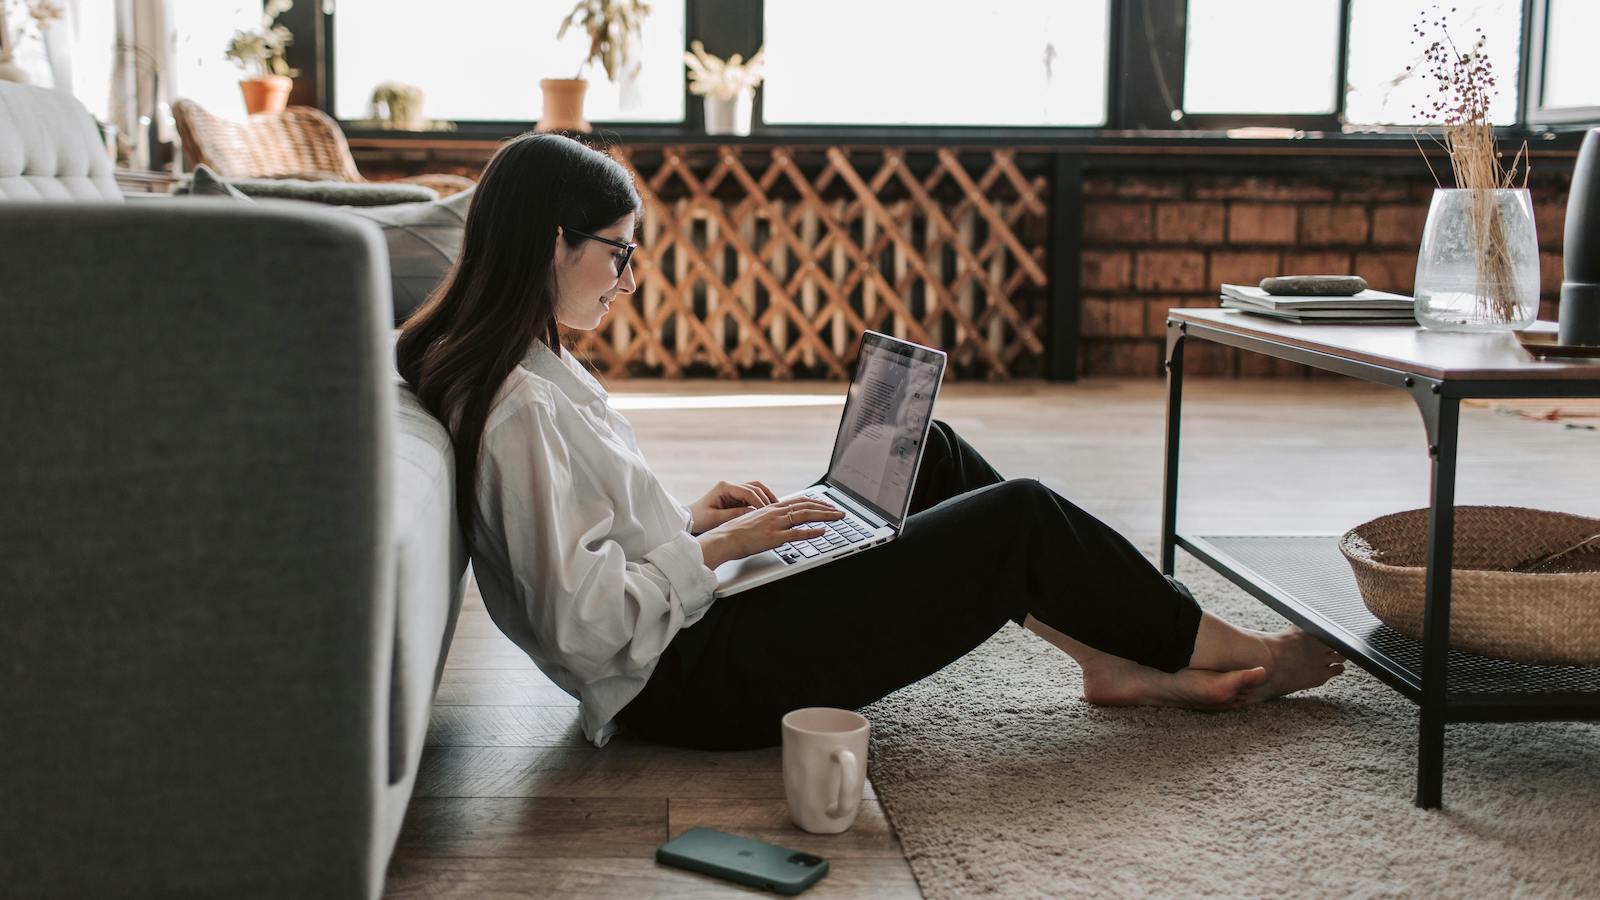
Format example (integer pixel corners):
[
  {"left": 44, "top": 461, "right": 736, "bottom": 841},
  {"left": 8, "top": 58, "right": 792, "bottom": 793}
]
[{"left": 616, "top": 420, "right": 1203, "bottom": 751}]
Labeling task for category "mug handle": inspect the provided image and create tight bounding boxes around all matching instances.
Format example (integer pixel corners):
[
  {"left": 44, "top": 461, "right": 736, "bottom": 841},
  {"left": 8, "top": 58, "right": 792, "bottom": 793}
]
[{"left": 825, "top": 747, "right": 860, "bottom": 819}]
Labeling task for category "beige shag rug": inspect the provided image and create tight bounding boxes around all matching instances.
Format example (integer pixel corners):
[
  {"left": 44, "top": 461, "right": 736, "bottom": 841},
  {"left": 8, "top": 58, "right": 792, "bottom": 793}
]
[{"left": 862, "top": 557, "right": 1600, "bottom": 899}]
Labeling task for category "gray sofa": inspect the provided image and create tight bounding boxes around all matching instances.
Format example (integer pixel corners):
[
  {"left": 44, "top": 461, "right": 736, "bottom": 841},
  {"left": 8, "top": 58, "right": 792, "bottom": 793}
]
[{"left": 0, "top": 82, "right": 467, "bottom": 897}]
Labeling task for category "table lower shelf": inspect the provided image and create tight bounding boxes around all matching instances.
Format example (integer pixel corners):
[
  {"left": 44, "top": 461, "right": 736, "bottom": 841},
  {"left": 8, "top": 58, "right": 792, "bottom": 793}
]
[{"left": 1176, "top": 533, "right": 1600, "bottom": 721}]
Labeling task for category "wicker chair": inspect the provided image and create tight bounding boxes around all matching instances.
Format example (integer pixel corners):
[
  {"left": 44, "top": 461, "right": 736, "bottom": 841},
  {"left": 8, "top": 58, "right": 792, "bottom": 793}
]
[{"left": 172, "top": 99, "right": 474, "bottom": 197}]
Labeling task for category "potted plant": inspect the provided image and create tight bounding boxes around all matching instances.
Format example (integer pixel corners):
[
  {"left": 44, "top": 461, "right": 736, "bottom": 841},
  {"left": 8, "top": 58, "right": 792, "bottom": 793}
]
[
  {"left": 370, "top": 81, "right": 428, "bottom": 130},
  {"left": 225, "top": 0, "right": 297, "bottom": 115},
  {"left": 539, "top": 0, "right": 651, "bottom": 133},
  {"left": 684, "top": 40, "right": 765, "bottom": 137}
]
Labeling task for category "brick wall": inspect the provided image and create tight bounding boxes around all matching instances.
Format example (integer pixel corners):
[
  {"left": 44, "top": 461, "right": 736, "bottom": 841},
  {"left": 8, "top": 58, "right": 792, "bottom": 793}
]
[{"left": 1078, "top": 170, "right": 1572, "bottom": 377}]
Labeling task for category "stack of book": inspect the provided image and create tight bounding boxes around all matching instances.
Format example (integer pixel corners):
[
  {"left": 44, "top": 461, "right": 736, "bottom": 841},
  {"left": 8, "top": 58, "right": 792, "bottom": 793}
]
[{"left": 1220, "top": 283, "right": 1416, "bottom": 325}]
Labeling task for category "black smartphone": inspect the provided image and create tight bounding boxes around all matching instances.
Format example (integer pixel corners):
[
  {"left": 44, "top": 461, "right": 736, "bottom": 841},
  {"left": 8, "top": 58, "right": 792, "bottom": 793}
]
[{"left": 656, "top": 827, "right": 829, "bottom": 895}]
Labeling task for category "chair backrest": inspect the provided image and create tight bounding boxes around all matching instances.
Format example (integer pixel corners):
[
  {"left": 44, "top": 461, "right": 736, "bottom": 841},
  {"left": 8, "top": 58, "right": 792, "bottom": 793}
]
[
  {"left": 0, "top": 81, "right": 121, "bottom": 201},
  {"left": 172, "top": 99, "right": 365, "bottom": 182}
]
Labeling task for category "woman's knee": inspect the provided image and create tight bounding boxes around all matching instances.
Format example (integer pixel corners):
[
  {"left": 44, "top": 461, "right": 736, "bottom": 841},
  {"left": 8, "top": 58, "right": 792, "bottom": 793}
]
[{"left": 996, "top": 476, "right": 1053, "bottom": 504}]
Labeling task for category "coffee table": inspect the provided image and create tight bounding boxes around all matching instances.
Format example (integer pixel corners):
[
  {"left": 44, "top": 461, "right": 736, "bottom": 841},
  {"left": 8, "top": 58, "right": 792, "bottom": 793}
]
[{"left": 1160, "top": 308, "right": 1600, "bottom": 809}]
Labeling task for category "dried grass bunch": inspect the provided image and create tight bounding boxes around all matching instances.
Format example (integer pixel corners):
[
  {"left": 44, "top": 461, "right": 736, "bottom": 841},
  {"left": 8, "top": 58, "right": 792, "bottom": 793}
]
[
  {"left": 1410, "top": 3, "right": 1530, "bottom": 323},
  {"left": 683, "top": 40, "right": 766, "bottom": 101},
  {"left": 0, "top": 0, "right": 64, "bottom": 63},
  {"left": 558, "top": 0, "right": 652, "bottom": 82}
]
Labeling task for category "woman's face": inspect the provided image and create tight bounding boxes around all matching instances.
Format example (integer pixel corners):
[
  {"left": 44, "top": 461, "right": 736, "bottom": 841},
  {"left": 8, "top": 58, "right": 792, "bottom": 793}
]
[{"left": 553, "top": 212, "right": 638, "bottom": 331}]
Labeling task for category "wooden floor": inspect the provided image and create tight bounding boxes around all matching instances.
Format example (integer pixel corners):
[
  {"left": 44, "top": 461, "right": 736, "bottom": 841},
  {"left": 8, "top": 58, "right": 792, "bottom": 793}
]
[{"left": 382, "top": 377, "right": 1599, "bottom": 898}]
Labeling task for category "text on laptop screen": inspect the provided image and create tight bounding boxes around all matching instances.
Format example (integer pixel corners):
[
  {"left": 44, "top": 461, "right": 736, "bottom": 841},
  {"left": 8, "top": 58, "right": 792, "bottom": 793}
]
[{"left": 825, "top": 338, "right": 943, "bottom": 521}]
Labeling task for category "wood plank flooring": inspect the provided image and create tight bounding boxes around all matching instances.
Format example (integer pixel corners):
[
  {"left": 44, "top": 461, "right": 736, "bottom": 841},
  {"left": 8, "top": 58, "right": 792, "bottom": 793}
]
[{"left": 384, "top": 377, "right": 1599, "bottom": 898}]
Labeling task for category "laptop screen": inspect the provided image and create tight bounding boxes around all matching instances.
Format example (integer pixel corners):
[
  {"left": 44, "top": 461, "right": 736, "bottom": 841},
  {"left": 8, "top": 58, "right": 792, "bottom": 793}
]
[{"left": 824, "top": 332, "right": 947, "bottom": 526}]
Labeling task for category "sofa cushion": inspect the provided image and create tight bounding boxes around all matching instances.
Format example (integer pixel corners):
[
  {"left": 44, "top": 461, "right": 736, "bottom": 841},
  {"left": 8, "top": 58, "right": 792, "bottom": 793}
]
[
  {"left": 170, "top": 169, "right": 472, "bottom": 324},
  {"left": 386, "top": 382, "right": 467, "bottom": 799},
  {"left": 348, "top": 188, "right": 474, "bottom": 323},
  {"left": 225, "top": 177, "right": 437, "bottom": 206},
  {"left": 0, "top": 82, "right": 121, "bottom": 202}
]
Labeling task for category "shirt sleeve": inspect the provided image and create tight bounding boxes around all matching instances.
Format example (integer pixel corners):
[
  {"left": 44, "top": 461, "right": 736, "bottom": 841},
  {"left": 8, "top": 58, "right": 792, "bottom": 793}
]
[{"left": 479, "top": 394, "right": 717, "bottom": 684}]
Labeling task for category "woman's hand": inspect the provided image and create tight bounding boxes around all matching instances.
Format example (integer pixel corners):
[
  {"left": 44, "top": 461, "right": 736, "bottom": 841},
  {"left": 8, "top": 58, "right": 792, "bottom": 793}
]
[
  {"left": 696, "top": 499, "right": 846, "bottom": 569},
  {"left": 686, "top": 480, "right": 779, "bottom": 534}
]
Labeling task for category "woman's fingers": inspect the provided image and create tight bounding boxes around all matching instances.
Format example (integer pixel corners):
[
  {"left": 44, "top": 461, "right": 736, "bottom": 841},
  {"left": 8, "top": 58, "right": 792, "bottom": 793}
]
[
  {"left": 749, "top": 480, "right": 778, "bottom": 504},
  {"left": 776, "top": 505, "right": 847, "bottom": 526},
  {"left": 771, "top": 502, "right": 837, "bottom": 519},
  {"left": 775, "top": 497, "right": 841, "bottom": 511},
  {"left": 729, "top": 483, "right": 768, "bottom": 508},
  {"left": 715, "top": 481, "right": 765, "bottom": 510},
  {"left": 737, "top": 482, "right": 774, "bottom": 508}
]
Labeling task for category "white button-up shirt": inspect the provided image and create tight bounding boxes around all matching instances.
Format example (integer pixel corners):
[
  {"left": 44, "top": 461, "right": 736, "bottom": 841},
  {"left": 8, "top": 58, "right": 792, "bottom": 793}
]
[{"left": 469, "top": 339, "right": 717, "bottom": 746}]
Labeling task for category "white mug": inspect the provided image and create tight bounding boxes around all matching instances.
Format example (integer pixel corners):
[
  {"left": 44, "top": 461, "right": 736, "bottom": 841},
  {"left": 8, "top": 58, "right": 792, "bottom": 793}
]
[{"left": 781, "top": 707, "right": 869, "bottom": 834}]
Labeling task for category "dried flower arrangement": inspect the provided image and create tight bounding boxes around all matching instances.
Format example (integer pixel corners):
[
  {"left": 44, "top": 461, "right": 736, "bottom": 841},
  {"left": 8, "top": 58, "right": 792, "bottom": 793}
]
[
  {"left": 0, "top": 0, "right": 63, "bottom": 67},
  {"left": 558, "top": 0, "right": 652, "bottom": 82},
  {"left": 1409, "top": 3, "right": 1530, "bottom": 324},
  {"left": 683, "top": 40, "right": 766, "bottom": 101},
  {"left": 224, "top": 0, "right": 297, "bottom": 79}
]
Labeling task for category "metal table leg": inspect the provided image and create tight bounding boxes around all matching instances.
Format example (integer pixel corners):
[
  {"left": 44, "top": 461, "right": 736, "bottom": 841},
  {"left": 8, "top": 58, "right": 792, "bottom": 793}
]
[
  {"left": 1161, "top": 322, "right": 1186, "bottom": 577},
  {"left": 1413, "top": 387, "right": 1460, "bottom": 809}
]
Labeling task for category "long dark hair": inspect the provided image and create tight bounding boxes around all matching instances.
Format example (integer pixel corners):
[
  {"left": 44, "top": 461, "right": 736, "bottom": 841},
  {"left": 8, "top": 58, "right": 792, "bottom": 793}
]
[{"left": 397, "top": 133, "right": 641, "bottom": 536}]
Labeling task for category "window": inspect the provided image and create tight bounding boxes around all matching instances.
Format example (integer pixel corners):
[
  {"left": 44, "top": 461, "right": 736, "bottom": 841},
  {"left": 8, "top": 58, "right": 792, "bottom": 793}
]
[
  {"left": 171, "top": 1, "right": 262, "bottom": 119},
  {"left": 64, "top": 0, "right": 117, "bottom": 121},
  {"left": 331, "top": 0, "right": 685, "bottom": 123},
  {"left": 761, "top": 0, "right": 1109, "bottom": 127},
  {"left": 1344, "top": 0, "right": 1522, "bottom": 126},
  {"left": 1183, "top": 0, "right": 1341, "bottom": 115},
  {"left": 306, "top": 0, "right": 1596, "bottom": 135},
  {"left": 1539, "top": 0, "right": 1600, "bottom": 110}
]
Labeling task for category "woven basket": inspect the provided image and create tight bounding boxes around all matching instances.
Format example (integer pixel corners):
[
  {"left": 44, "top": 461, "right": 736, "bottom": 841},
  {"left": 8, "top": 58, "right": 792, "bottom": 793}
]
[{"left": 1339, "top": 506, "right": 1600, "bottom": 666}]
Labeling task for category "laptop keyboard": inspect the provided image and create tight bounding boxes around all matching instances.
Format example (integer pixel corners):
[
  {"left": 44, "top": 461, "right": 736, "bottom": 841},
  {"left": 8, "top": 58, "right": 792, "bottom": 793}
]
[{"left": 775, "top": 509, "right": 878, "bottom": 565}]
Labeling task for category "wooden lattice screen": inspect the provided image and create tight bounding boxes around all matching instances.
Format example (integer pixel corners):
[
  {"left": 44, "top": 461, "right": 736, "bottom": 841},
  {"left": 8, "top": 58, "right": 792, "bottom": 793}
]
[{"left": 568, "top": 145, "right": 1053, "bottom": 380}]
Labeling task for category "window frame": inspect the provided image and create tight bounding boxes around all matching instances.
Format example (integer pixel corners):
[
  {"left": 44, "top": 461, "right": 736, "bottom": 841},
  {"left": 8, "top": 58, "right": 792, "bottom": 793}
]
[
  {"left": 1158, "top": 0, "right": 1351, "bottom": 132},
  {"left": 1522, "top": 0, "right": 1600, "bottom": 127},
  {"left": 281, "top": 0, "right": 1599, "bottom": 141}
]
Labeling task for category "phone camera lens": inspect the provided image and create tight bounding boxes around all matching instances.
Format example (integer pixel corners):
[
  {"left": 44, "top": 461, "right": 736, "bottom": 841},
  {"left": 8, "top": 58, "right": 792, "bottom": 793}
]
[{"left": 787, "top": 853, "right": 822, "bottom": 866}]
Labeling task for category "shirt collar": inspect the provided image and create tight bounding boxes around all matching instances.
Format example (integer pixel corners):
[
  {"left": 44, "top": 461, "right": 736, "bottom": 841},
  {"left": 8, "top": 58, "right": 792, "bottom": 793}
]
[{"left": 521, "top": 338, "right": 608, "bottom": 405}]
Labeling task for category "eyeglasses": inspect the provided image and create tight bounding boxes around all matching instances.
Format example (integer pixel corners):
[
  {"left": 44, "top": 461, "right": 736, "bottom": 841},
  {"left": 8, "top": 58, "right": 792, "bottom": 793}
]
[{"left": 566, "top": 227, "right": 638, "bottom": 277}]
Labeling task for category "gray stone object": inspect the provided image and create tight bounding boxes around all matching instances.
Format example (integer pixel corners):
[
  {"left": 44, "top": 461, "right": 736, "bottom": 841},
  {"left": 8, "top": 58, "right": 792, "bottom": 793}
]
[
  {"left": 1261, "top": 275, "right": 1368, "bottom": 296},
  {"left": 1559, "top": 127, "right": 1600, "bottom": 346}
]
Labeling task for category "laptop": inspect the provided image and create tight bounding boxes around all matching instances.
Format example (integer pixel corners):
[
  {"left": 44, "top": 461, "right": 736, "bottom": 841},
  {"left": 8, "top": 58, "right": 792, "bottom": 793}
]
[{"left": 713, "top": 331, "right": 947, "bottom": 598}]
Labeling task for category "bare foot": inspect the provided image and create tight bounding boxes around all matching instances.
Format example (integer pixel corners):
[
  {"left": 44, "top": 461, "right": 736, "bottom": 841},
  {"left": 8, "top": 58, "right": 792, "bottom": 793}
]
[
  {"left": 1238, "top": 628, "right": 1346, "bottom": 703},
  {"left": 1081, "top": 654, "right": 1270, "bottom": 711},
  {"left": 1023, "top": 614, "right": 1344, "bottom": 713}
]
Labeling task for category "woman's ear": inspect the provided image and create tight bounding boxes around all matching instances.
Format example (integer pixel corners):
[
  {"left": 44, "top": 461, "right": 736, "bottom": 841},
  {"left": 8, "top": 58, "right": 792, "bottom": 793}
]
[{"left": 551, "top": 226, "right": 566, "bottom": 264}]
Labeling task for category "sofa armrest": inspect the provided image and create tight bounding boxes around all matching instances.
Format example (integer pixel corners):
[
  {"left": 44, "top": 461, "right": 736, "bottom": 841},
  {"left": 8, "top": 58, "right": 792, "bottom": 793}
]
[{"left": 0, "top": 201, "right": 398, "bottom": 897}]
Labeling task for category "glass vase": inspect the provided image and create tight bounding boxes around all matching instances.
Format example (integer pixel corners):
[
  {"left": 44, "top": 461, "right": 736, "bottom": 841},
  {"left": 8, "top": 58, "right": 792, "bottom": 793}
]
[{"left": 1413, "top": 188, "right": 1540, "bottom": 332}]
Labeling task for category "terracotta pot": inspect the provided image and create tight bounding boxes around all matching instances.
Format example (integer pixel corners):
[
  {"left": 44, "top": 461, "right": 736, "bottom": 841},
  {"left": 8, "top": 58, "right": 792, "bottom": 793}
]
[
  {"left": 537, "top": 78, "right": 591, "bottom": 133},
  {"left": 239, "top": 75, "right": 293, "bottom": 115}
]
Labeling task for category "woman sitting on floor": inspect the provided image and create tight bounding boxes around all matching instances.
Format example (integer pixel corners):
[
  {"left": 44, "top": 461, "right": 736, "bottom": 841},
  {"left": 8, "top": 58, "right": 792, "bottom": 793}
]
[{"left": 396, "top": 134, "right": 1344, "bottom": 751}]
